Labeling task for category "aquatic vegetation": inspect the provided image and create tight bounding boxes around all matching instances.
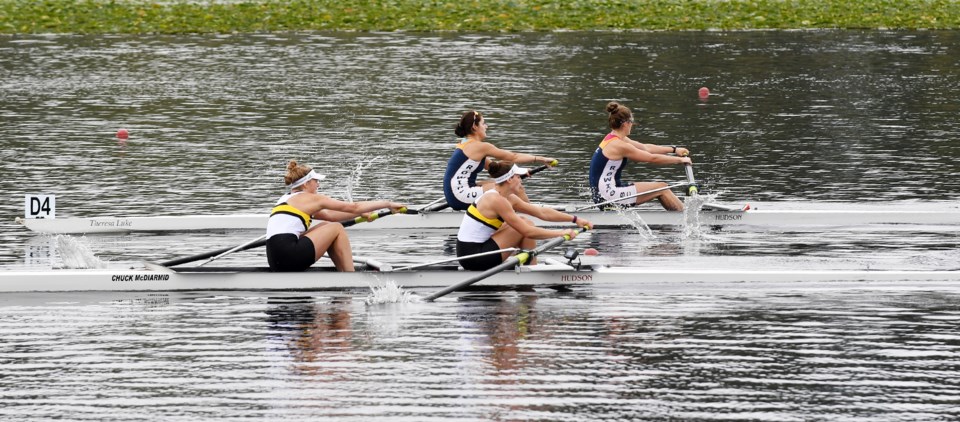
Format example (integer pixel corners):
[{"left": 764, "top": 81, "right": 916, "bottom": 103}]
[{"left": 1, "top": 0, "right": 958, "bottom": 34}]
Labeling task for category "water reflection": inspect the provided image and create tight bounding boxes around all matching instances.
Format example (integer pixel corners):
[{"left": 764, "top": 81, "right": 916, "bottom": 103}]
[
  {"left": 1, "top": 285, "right": 959, "bottom": 419},
  {"left": 455, "top": 293, "right": 545, "bottom": 374},
  {"left": 266, "top": 296, "right": 357, "bottom": 378}
]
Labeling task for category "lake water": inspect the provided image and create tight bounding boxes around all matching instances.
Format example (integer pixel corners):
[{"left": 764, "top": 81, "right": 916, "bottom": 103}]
[{"left": 1, "top": 30, "right": 959, "bottom": 420}]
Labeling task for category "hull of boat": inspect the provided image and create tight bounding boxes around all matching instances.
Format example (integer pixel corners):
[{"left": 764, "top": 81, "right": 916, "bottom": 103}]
[{"left": 2, "top": 265, "right": 959, "bottom": 293}]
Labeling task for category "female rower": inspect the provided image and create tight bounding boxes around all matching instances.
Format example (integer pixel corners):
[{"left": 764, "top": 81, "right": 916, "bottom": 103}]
[
  {"left": 266, "top": 160, "right": 405, "bottom": 272},
  {"left": 456, "top": 160, "right": 592, "bottom": 271},
  {"left": 443, "top": 110, "right": 557, "bottom": 211},
  {"left": 589, "top": 101, "right": 692, "bottom": 211}
]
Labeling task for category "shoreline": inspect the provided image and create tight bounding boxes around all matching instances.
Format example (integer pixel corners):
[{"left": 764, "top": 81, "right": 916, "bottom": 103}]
[{"left": 1, "top": 0, "right": 958, "bottom": 34}]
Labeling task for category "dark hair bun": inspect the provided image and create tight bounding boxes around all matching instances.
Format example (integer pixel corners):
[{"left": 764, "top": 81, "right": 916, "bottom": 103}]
[
  {"left": 454, "top": 123, "right": 469, "bottom": 138},
  {"left": 606, "top": 101, "right": 621, "bottom": 114}
]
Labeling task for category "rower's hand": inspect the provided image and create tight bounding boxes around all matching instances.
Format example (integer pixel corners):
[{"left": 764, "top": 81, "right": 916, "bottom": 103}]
[
  {"left": 559, "top": 228, "right": 578, "bottom": 240},
  {"left": 388, "top": 203, "right": 406, "bottom": 214},
  {"left": 677, "top": 147, "right": 690, "bottom": 157},
  {"left": 573, "top": 217, "right": 592, "bottom": 230},
  {"left": 542, "top": 157, "right": 559, "bottom": 167},
  {"left": 679, "top": 157, "right": 693, "bottom": 165}
]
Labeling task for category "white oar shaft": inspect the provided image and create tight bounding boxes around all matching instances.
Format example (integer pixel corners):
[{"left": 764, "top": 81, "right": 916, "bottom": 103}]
[
  {"left": 198, "top": 234, "right": 267, "bottom": 267},
  {"left": 390, "top": 248, "right": 519, "bottom": 272},
  {"left": 575, "top": 182, "right": 689, "bottom": 212},
  {"left": 418, "top": 197, "right": 447, "bottom": 212}
]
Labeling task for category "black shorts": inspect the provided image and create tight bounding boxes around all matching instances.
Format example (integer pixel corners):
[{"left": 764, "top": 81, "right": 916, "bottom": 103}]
[
  {"left": 266, "top": 234, "right": 317, "bottom": 272},
  {"left": 456, "top": 238, "right": 504, "bottom": 271}
]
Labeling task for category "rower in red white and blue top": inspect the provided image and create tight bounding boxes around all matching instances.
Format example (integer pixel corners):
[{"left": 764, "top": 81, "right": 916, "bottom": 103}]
[
  {"left": 443, "top": 110, "right": 557, "bottom": 211},
  {"left": 588, "top": 102, "right": 692, "bottom": 211},
  {"left": 266, "top": 160, "right": 406, "bottom": 272},
  {"left": 456, "top": 161, "right": 592, "bottom": 271}
]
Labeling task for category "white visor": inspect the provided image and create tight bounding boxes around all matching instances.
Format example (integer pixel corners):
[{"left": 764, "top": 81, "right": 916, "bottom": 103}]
[
  {"left": 494, "top": 165, "right": 529, "bottom": 184},
  {"left": 288, "top": 169, "right": 326, "bottom": 190}
]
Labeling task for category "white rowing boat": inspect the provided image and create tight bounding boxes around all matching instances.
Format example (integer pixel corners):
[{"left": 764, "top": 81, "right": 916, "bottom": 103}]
[
  {"left": 3, "top": 263, "right": 959, "bottom": 293},
  {"left": 15, "top": 205, "right": 960, "bottom": 234}
]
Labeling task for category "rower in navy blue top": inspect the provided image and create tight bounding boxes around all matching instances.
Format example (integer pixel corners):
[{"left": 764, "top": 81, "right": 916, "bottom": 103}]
[
  {"left": 588, "top": 102, "right": 692, "bottom": 211},
  {"left": 442, "top": 110, "right": 557, "bottom": 210}
]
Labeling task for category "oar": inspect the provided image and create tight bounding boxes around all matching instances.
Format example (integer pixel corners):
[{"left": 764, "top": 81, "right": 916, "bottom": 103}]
[
  {"left": 684, "top": 164, "right": 699, "bottom": 196},
  {"left": 573, "top": 182, "right": 690, "bottom": 212},
  {"left": 423, "top": 226, "right": 588, "bottom": 302},
  {"left": 520, "top": 161, "right": 555, "bottom": 179},
  {"left": 407, "top": 197, "right": 448, "bottom": 214},
  {"left": 681, "top": 164, "right": 748, "bottom": 211},
  {"left": 197, "top": 234, "right": 267, "bottom": 267},
  {"left": 390, "top": 247, "right": 519, "bottom": 272},
  {"left": 416, "top": 161, "right": 557, "bottom": 214},
  {"left": 156, "top": 207, "right": 406, "bottom": 268}
]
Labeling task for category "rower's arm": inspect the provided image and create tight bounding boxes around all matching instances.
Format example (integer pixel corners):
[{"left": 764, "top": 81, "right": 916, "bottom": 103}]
[
  {"left": 314, "top": 199, "right": 403, "bottom": 222},
  {"left": 495, "top": 197, "right": 568, "bottom": 240},
  {"left": 512, "top": 197, "right": 592, "bottom": 229},
  {"left": 643, "top": 143, "right": 688, "bottom": 156},
  {"left": 627, "top": 137, "right": 689, "bottom": 157},
  {"left": 479, "top": 143, "right": 556, "bottom": 166},
  {"left": 620, "top": 142, "right": 691, "bottom": 166}
]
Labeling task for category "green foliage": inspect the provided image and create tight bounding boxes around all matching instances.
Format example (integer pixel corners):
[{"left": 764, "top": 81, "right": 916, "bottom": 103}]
[{"left": 1, "top": 0, "right": 958, "bottom": 34}]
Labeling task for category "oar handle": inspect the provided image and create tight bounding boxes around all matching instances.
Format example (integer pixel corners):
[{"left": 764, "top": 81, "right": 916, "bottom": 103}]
[
  {"left": 520, "top": 161, "right": 556, "bottom": 180},
  {"left": 345, "top": 207, "right": 407, "bottom": 227},
  {"left": 562, "top": 225, "right": 589, "bottom": 241}
]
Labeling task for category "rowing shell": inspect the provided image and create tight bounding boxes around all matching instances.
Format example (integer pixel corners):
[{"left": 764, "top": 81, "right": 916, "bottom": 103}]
[
  {"left": 3, "top": 264, "right": 960, "bottom": 293},
  {"left": 15, "top": 206, "right": 960, "bottom": 234}
]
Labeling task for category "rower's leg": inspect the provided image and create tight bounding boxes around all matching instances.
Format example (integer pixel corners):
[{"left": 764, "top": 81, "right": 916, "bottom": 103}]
[
  {"left": 492, "top": 220, "right": 533, "bottom": 262},
  {"left": 305, "top": 222, "right": 355, "bottom": 272},
  {"left": 633, "top": 182, "right": 684, "bottom": 211}
]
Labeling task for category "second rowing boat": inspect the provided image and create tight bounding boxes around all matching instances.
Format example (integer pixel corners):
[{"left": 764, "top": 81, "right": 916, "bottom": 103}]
[{"left": 15, "top": 204, "right": 960, "bottom": 234}]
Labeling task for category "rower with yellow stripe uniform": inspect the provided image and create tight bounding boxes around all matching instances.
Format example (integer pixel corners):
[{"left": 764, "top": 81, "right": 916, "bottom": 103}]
[
  {"left": 266, "top": 160, "right": 406, "bottom": 272},
  {"left": 456, "top": 160, "right": 592, "bottom": 271}
]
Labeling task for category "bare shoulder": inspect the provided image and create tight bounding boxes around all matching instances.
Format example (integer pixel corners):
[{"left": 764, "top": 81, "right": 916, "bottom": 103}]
[{"left": 464, "top": 140, "right": 495, "bottom": 159}]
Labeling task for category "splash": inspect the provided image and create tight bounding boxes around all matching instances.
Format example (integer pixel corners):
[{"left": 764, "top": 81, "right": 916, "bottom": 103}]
[
  {"left": 364, "top": 278, "right": 421, "bottom": 305},
  {"left": 54, "top": 235, "right": 106, "bottom": 269},
  {"left": 682, "top": 194, "right": 707, "bottom": 239},
  {"left": 615, "top": 208, "right": 658, "bottom": 240},
  {"left": 344, "top": 156, "right": 382, "bottom": 202},
  {"left": 681, "top": 191, "right": 727, "bottom": 239}
]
